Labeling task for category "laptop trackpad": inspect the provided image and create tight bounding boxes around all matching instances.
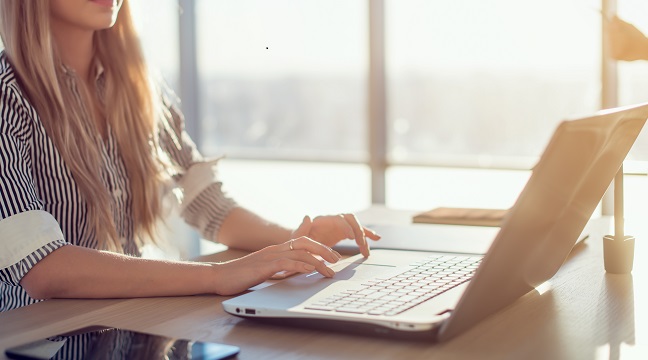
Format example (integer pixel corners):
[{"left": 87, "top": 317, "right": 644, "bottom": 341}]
[{"left": 330, "top": 261, "right": 402, "bottom": 282}]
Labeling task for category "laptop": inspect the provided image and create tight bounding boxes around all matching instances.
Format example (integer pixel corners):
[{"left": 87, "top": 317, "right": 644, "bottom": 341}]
[{"left": 222, "top": 103, "right": 648, "bottom": 341}]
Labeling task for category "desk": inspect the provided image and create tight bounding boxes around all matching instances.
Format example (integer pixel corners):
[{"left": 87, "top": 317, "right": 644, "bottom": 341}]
[{"left": 1, "top": 209, "right": 647, "bottom": 360}]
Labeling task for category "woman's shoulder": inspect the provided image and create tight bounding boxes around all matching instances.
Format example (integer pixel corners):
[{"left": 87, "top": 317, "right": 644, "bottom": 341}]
[
  {"left": 0, "top": 52, "right": 31, "bottom": 109},
  {"left": 0, "top": 51, "right": 38, "bottom": 131},
  {"left": 0, "top": 51, "right": 21, "bottom": 91}
]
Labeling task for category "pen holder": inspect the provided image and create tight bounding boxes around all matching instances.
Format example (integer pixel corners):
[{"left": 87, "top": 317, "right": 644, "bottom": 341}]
[{"left": 603, "top": 235, "right": 635, "bottom": 274}]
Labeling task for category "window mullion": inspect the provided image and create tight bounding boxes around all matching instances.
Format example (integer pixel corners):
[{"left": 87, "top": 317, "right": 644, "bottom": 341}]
[{"left": 369, "top": 0, "right": 387, "bottom": 204}]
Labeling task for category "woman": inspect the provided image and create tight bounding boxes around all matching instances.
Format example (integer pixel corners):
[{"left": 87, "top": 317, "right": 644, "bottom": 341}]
[{"left": 0, "top": 0, "right": 378, "bottom": 329}]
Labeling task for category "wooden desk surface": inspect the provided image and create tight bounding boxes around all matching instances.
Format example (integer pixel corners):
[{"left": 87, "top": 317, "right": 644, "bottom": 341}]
[{"left": 1, "top": 212, "right": 647, "bottom": 360}]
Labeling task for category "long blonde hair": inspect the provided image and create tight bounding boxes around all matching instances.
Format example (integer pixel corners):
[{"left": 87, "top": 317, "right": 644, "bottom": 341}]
[{"left": 0, "top": 0, "right": 165, "bottom": 252}]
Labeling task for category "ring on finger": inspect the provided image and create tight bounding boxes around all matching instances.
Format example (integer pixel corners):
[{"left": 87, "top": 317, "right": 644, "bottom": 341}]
[{"left": 289, "top": 239, "right": 295, "bottom": 251}]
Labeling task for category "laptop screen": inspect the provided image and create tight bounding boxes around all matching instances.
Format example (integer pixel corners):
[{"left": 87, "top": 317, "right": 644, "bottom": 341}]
[{"left": 440, "top": 103, "right": 648, "bottom": 341}]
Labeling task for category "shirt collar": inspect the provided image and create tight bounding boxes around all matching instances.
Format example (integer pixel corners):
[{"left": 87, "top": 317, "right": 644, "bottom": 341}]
[{"left": 59, "top": 58, "right": 105, "bottom": 83}]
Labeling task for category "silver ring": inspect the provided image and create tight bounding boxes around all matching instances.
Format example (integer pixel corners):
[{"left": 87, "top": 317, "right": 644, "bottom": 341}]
[{"left": 289, "top": 239, "right": 295, "bottom": 251}]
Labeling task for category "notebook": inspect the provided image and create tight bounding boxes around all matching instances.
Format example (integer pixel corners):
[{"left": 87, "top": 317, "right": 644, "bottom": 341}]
[
  {"left": 412, "top": 207, "right": 508, "bottom": 227},
  {"left": 222, "top": 103, "right": 648, "bottom": 341}
]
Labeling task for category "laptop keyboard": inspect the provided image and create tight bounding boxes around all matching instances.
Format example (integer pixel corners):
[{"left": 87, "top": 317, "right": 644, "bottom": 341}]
[{"left": 304, "top": 255, "right": 482, "bottom": 316}]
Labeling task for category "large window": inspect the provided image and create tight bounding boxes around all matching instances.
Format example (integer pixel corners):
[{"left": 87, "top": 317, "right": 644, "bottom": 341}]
[
  {"left": 382, "top": 0, "right": 603, "bottom": 210},
  {"left": 131, "top": 0, "right": 180, "bottom": 91},
  {"left": 385, "top": 0, "right": 601, "bottom": 168},
  {"left": 134, "top": 1, "right": 648, "bottom": 228},
  {"left": 195, "top": 0, "right": 368, "bottom": 161}
]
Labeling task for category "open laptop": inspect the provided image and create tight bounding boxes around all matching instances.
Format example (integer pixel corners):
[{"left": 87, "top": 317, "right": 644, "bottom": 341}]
[{"left": 223, "top": 103, "right": 648, "bottom": 341}]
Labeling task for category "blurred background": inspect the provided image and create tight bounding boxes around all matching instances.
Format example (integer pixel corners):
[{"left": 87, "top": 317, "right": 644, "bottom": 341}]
[{"left": 61, "top": 0, "right": 648, "bottom": 255}]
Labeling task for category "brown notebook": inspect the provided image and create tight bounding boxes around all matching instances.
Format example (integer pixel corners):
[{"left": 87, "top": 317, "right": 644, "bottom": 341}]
[{"left": 412, "top": 207, "right": 508, "bottom": 227}]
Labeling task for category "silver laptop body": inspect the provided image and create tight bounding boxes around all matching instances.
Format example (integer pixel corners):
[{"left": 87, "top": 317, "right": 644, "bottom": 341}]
[{"left": 223, "top": 103, "right": 648, "bottom": 341}]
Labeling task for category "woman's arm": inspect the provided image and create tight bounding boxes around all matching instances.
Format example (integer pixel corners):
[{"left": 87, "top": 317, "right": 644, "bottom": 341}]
[
  {"left": 216, "top": 207, "right": 292, "bottom": 251},
  {"left": 20, "top": 245, "right": 215, "bottom": 299},
  {"left": 20, "top": 236, "right": 342, "bottom": 299}
]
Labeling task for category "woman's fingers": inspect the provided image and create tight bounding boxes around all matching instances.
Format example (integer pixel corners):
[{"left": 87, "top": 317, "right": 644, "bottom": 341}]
[
  {"left": 283, "top": 236, "right": 342, "bottom": 263},
  {"left": 271, "top": 256, "right": 317, "bottom": 274},
  {"left": 363, "top": 227, "right": 381, "bottom": 241},
  {"left": 213, "top": 240, "right": 339, "bottom": 295},
  {"left": 307, "top": 213, "right": 381, "bottom": 256},
  {"left": 257, "top": 236, "right": 343, "bottom": 279},
  {"left": 341, "top": 213, "right": 370, "bottom": 257},
  {"left": 270, "top": 270, "right": 299, "bottom": 280},
  {"left": 273, "top": 250, "right": 336, "bottom": 278},
  {"left": 291, "top": 215, "right": 312, "bottom": 238}
]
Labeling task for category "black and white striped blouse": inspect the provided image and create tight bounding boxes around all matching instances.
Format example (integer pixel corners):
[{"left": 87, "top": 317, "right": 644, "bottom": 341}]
[{"left": 0, "top": 51, "right": 237, "bottom": 313}]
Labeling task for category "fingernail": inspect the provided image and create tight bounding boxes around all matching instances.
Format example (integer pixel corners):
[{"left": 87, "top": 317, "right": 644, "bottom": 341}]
[
  {"left": 327, "top": 268, "right": 335, "bottom": 277},
  {"left": 327, "top": 246, "right": 341, "bottom": 259}
]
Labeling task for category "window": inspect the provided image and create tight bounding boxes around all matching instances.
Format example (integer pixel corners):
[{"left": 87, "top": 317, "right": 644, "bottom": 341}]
[
  {"left": 131, "top": 0, "right": 180, "bottom": 91},
  {"left": 618, "top": 0, "right": 648, "bottom": 162},
  {"left": 131, "top": 1, "right": 647, "bottom": 223},
  {"left": 385, "top": 0, "right": 601, "bottom": 168},
  {"left": 195, "top": 0, "right": 368, "bottom": 161}
]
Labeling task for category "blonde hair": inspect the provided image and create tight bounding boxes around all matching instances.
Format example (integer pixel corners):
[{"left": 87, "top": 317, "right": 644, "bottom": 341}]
[{"left": 0, "top": 0, "right": 165, "bottom": 252}]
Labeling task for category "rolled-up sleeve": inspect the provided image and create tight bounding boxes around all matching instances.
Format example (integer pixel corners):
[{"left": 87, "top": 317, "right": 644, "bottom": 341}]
[
  {"left": 0, "top": 212, "right": 67, "bottom": 286},
  {"left": 0, "top": 83, "right": 68, "bottom": 286},
  {"left": 158, "top": 95, "right": 237, "bottom": 241}
]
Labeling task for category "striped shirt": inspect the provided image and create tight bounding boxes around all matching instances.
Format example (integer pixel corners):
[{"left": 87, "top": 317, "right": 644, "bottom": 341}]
[{"left": 0, "top": 51, "right": 236, "bottom": 341}]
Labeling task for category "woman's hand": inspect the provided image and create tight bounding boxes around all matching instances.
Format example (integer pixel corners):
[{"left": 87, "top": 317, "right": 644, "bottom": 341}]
[
  {"left": 291, "top": 214, "right": 381, "bottom": 258},
  {"left": 211, "top": 236, "right": 342, "bottom": 295}
]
